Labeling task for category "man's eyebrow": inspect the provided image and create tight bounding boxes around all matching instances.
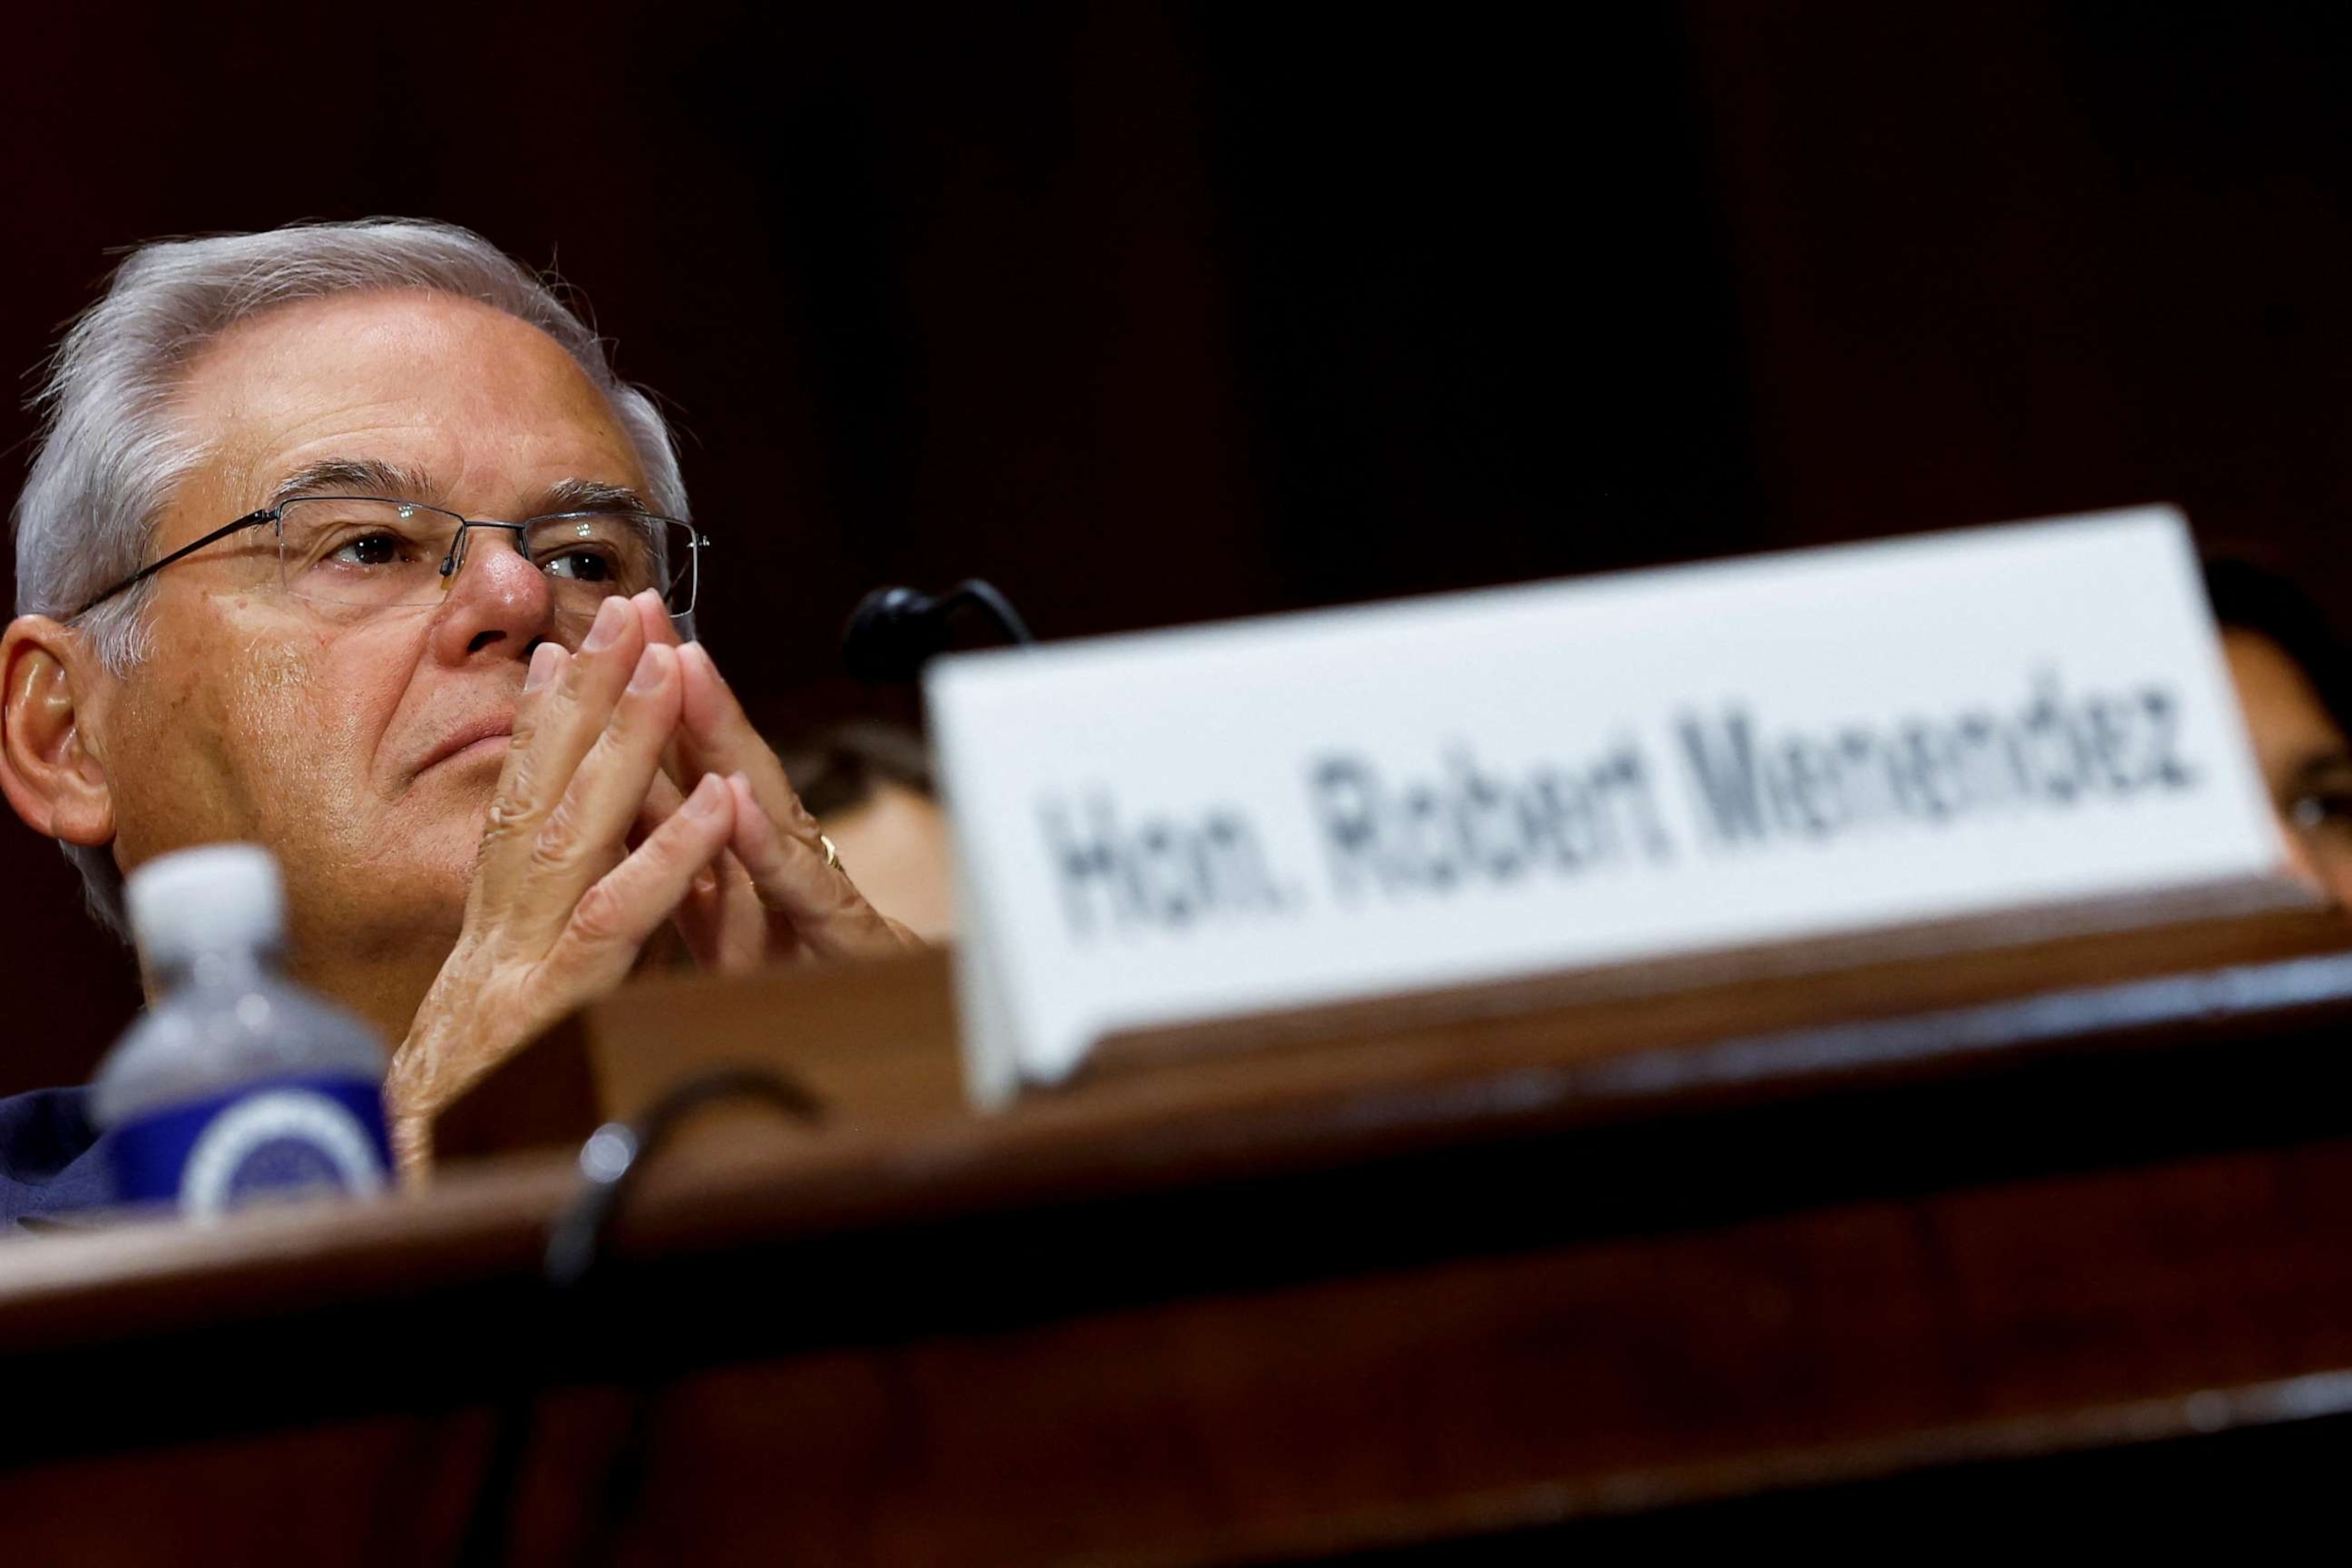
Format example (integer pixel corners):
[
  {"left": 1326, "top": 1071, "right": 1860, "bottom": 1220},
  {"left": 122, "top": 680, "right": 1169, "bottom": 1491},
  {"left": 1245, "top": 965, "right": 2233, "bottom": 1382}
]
[
  {"left": 269, "top": 457, "right": 439, "bottom": 508},
  {"left": 266, "top": 461, "right": 656, "bottom": 518},
  {"left": 2288, "top": 750, "right": 2352, "bottom": 794},
  {"left": 537, "top": 478, "right": 658, "bottom": 515}
]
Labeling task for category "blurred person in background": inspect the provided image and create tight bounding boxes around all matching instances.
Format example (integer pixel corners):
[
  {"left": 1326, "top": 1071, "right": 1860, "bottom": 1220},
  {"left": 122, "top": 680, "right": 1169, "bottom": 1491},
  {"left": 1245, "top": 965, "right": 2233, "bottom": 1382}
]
[
  {"left": 782, "top": 720, "right": 956, "bottom": 944},
  {"left": 2207, "top": 557, "right": 2352, "bottom": 903},
  {"left": 0, "top": 220, "right": 919, "bottom": 1217}
]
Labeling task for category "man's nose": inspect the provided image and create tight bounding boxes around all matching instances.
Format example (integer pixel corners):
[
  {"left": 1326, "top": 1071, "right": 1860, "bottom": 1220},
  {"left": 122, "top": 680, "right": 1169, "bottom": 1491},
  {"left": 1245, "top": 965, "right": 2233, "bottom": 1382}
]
[{"left": 428, "top": 525, "right": 556, "bottom": 664}]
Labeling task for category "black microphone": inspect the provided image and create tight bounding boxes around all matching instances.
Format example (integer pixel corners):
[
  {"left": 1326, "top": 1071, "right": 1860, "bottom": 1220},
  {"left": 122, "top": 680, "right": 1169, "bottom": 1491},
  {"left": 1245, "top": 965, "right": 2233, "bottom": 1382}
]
[{"left": 841, "top": 578, "right": 1035, "bottom": 683}]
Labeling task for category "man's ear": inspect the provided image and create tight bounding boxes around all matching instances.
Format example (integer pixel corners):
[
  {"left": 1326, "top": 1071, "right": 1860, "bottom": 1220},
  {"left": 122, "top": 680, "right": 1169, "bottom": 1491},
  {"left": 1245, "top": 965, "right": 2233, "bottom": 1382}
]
[{"left": 0, "top": 615, "right": 116, "bottom": 849}]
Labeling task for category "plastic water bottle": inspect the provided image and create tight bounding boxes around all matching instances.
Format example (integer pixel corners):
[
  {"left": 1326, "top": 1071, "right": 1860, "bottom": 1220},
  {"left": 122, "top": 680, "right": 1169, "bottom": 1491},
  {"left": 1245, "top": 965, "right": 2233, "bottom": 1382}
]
[{"left": 90, "top": 844, "right": 393, "bottom": 1219}]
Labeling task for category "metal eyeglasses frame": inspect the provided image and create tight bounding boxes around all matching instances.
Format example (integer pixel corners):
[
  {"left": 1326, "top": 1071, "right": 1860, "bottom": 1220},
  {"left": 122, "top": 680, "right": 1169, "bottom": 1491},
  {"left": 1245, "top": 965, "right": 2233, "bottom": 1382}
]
[{"left": 68, "top": 495, "right": 711, "bottom": 622}]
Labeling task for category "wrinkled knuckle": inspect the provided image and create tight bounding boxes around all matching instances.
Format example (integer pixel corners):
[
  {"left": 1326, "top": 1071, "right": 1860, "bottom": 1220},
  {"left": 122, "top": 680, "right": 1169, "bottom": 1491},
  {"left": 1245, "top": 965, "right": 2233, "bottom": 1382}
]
[
  {"left": 481, "top": 792, "right": 534, "bottom": 844},
  {"left": 528, "top": 802, "right": 583, "bottom": 874},
  {"left": 568, "top": 882, "right": 628, "bottom": 949},
  {"left": 827, "top": 879, "right": 868, "bottom": 920}
]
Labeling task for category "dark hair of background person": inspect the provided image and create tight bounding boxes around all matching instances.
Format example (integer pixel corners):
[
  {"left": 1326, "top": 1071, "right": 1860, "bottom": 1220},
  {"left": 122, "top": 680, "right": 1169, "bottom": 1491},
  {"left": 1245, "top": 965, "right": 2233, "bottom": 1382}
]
[
  {"left": 2204, "top": 556, "right": 2352, "bottom": 730},
  {"left": 777, "top": 720, "right": 936, "bottom": 820}
]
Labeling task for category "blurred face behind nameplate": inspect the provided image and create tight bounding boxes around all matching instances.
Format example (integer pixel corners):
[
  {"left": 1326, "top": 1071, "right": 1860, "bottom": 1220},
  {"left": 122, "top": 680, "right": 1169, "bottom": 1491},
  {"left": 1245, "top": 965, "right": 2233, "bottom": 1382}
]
[{"left": 928, "top": 507, "right": 2304, "bottom": 1103}]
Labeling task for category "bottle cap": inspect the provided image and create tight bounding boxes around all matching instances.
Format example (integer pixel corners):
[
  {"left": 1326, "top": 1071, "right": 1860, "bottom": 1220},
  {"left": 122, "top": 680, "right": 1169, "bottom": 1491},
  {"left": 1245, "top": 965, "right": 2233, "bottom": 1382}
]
[{"left": 126, "top": 844, "right": 286, "bottom": 967}]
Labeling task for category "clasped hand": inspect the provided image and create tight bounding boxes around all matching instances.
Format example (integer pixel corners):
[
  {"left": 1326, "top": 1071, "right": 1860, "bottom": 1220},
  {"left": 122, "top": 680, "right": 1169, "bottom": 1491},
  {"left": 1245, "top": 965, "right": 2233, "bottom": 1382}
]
[{"left": 386, "top": 591, "right": 918, "bottom": 1171}]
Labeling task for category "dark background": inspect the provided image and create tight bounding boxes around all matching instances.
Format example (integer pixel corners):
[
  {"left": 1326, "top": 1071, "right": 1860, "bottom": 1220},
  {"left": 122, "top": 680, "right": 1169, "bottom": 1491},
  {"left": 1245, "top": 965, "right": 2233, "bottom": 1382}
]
[{"left": 2, "top": 2, "right": 2347, "bottom": 1092}]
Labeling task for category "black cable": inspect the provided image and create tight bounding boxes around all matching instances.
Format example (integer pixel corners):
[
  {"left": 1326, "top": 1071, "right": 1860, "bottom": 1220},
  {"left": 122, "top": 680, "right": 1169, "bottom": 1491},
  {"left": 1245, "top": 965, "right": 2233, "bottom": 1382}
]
[
  {"left": 950, "top": 577, "right": 1034, "bottom": 648},
  {"left": 543, "top": 1068, "right": 825, "bottom": 1291},
  {"left": 454, "top": 1067, "right": 826, "bottom": 1567}
]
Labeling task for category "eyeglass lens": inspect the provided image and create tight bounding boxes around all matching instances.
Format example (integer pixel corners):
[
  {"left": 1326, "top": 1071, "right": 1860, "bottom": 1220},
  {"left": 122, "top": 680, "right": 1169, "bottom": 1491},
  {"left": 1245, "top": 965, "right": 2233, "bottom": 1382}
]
[{"left": 273, "top": 498, "right": 697, "bottom": 617}]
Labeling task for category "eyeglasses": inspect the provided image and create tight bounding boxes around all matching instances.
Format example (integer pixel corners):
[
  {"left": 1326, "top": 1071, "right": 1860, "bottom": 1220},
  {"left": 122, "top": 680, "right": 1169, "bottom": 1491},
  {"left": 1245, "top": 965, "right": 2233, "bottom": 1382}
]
[{"left": 70, "top": 495, "right": 710, "bottom": 623}]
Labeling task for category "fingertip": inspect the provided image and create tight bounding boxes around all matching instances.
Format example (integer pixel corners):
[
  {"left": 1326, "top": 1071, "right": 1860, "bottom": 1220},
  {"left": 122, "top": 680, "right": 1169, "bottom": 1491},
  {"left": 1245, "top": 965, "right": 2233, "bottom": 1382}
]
[
  {"left": 666, "top": 772, "right": 735, "bottom": 852},
  {"left": 626, "top": 641, "right": 678, "bottom": 696},
  {"left": 583, "top": 593, "right": 633, "bottom": 655},
  {"left": 725, "top": 772, "right": 775, "bottom": 848},
  {"left": 675, "top": 642, "right": 723, "bottom": 727},
  {"left": 684, "top": 768, "right": 732, "bottom": 817},
  {"left": 634, "top": 590, "right": 680, "bottom": 647},
  {"left": 524, "top": 641, "right": 567, "bottom": 694}
]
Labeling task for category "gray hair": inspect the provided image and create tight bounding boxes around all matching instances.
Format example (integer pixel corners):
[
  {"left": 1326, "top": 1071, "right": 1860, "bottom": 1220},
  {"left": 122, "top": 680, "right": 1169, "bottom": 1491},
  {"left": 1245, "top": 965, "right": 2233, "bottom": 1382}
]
[{"left": 11, "top": 218, "right": 690, "bottom": 937}]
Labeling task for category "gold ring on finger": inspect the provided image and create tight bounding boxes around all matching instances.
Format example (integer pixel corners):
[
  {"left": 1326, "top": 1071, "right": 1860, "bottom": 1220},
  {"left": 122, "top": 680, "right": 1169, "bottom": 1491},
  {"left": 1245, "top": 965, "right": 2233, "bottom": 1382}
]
[{"left": 819, "top": 832, "right": 844, "bottom": 874}]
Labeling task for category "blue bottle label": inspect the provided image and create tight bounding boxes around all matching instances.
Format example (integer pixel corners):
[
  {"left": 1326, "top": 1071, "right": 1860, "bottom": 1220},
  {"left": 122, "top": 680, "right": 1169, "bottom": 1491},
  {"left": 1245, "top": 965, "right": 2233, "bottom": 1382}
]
[{"left": 109, "top": 1074, "right": 392, "bottom": 1217}]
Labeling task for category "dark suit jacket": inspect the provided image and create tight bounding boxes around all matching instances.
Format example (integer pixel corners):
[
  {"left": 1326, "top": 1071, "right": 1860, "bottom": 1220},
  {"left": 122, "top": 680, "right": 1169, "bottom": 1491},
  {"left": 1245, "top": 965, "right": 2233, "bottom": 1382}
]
[{"left": 0, "top": 1087, "right": 108, "bottom": 1233}]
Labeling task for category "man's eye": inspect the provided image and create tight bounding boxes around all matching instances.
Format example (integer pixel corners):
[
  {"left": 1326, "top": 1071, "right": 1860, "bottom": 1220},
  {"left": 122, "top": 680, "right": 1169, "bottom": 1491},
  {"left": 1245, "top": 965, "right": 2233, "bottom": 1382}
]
[
  {"left": 2289, "top": 789, "right": 2352, "bottom": 835},
  {"left": 328, "top": 533, "right": 407, "bottom": 568},
  {"left": 541, "top": 548, "right": 617, "bottom": 583}
]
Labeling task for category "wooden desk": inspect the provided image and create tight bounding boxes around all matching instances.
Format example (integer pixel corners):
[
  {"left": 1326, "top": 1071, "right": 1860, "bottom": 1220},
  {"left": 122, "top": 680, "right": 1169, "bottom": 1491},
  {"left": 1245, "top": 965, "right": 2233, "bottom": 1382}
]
[{"left": 8, "top": 910, "right": 2352, "bottom": 1562}]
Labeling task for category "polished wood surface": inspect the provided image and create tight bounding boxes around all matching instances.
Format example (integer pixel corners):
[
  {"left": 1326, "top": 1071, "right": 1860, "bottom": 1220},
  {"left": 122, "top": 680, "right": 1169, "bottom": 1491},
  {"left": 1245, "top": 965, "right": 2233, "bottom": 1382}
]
[
  {"left": 8, "top": 909, "right": 2352, "bottom": 1561},
  {"left": 432, "top": 947, "right": 968, "bottom": 1161},
  {"left": 441, "top": 902, "right": 2347, "bottom": 1165}
]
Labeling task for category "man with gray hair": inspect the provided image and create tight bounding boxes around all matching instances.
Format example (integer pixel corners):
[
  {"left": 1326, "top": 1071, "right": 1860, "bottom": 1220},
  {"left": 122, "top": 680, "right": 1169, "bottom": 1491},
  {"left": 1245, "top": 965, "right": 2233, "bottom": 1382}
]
[{"left": 0, "top": 218, "right": 916, "bottom": 1222}]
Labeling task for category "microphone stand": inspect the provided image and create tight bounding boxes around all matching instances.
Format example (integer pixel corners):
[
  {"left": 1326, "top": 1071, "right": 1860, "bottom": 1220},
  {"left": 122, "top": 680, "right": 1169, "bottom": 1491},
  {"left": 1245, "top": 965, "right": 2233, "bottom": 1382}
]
[{"left": 841, "top": 577, "right": 1036, "bottom": 683}]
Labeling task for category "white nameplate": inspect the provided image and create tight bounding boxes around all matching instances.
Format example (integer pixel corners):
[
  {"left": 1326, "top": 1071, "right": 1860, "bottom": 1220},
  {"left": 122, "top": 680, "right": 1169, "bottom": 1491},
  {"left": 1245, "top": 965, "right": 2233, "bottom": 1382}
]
[{"left": 929, "top": 507, "right": 2300, "bottom": 1102}]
